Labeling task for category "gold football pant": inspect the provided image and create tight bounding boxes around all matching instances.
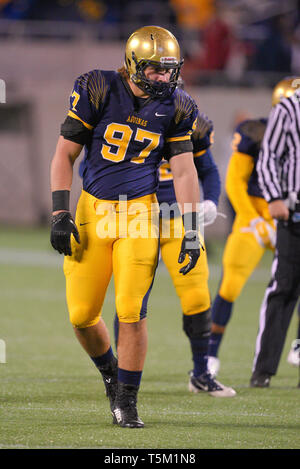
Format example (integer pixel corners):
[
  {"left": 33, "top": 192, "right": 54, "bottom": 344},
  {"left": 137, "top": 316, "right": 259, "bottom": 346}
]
[
  {"left": 219, "top": 214, "right": 268, "bottom": 302},
  {"left": 64, "top": 190, "right": 159, "bottom": 327},
  {"left": 160, "top": 216, "right": 210, "bottom": 315}
]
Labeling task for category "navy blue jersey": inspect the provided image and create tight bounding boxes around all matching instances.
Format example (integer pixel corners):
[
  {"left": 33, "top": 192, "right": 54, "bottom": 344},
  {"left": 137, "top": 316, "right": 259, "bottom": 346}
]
[
  {"left": 232, "top": 118, "right": 267, "bottom": 198},
  {"left": 63, "top": 70, "right": 198, "bottom": 200},
  {"left": 157, "top": 123, "right": 220, "bottom": 207}
]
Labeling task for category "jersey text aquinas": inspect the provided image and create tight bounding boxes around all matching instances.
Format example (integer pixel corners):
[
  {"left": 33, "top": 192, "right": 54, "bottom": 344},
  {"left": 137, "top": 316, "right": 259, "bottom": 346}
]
[{"left": 126, "top": 115, "right": 148, "bottom": 127}]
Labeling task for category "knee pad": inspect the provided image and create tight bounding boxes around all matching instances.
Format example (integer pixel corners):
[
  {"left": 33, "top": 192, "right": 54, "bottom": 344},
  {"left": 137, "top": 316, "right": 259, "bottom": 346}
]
[
  {"left": 113, "top": 309, "right": 147, "bottom": 348},
  {"left": 115, "top": 295, "right": 143, "bottom": 323},
  {"left": 69, "top": 307, "right": 100, "bottom": 328},
  {"left": 183, "top": 309, "right": 211, "bottom": 340},
  {"left": 180, "top": 286, "right": 211, "bottom": 316}
]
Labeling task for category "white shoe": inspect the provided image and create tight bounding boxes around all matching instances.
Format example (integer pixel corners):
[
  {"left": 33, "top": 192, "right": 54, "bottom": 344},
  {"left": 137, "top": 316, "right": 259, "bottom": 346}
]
[
  {"left": 287, "top": 340, "right": 300, "bottom": 367},
  {"left": 188, "top": 371, "right": 236, "bottom": 397},
  {"left": 207, "top": 356, "right": 220, "bottom": 378}
]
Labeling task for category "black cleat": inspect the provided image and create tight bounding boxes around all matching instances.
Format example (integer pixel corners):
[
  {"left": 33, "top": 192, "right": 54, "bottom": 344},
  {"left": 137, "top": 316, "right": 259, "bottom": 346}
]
[
  {"left": 250, "top": 372, "right": 271, "bottom": 388},
  {"left": 188, "top": 371, "right": 236, "bottom": 397},
  {"left": 99, "top": 356, "right": 118, "bottom": 414},
  {"left": 113, "top": 382, "right": 144, "bottom": 428}
]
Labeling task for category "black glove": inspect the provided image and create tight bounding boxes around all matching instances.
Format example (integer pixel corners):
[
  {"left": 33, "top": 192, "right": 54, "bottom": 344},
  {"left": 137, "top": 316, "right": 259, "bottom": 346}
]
[
  {"left": 50, "top": 211, "right": 80, "bottom": 256},
  {"left": 178, "top": 230, "right": 203, "bottom": 275}
]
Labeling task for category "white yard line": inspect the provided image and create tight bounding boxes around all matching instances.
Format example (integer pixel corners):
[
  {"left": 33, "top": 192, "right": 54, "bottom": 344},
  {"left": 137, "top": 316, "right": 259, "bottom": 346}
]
[
  {"left": 0, "top": 248, "right": 62, "bottom": 268},
  {"left": 0, "top": 247, "right": 272, "bottom": 282}
]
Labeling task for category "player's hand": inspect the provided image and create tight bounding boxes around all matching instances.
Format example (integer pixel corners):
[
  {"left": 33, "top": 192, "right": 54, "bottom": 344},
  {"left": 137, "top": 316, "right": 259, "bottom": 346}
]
[
  {"left": 178, "top": 230, "right": 203, "bottom": 275},
  {"left": 50, "top": 211, "right": 80, "bottom": 256},
  {"left": 201, "top": 200, "right": 217, "bottom": 226},
  {"left": 268, "top": 200, "right": 289, "bottom": 221},
  {"left": 243, "top": 217, "right": 276, "bottom": 249}
]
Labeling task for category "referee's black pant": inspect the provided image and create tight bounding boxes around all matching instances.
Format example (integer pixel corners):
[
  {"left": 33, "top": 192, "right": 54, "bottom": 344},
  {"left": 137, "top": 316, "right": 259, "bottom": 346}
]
[{"left": 252, "top": 219, "right": 300, "bottom": 376}]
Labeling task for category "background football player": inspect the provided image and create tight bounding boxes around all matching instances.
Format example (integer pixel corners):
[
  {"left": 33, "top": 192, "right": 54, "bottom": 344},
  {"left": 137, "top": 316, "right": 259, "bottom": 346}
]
[
  {"left": 50, "top": 26, "right": 203, "bottom": 428},
  {"left": 207, "top": 77, "right": 300, "bottom": 377}
]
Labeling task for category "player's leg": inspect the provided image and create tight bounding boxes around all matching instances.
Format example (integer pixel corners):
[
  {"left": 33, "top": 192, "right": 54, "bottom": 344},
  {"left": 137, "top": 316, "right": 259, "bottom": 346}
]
[
  {"left": 64, "top": 192, "right": 118, "bottom": 414},
  {"left": 112, "top": 314, "right": 148, "bottom": 380},
  {"left": 161, "top": 218, "right": 210, "bottom": 375},
  {"left": 112, "top": 197, "right": 159, "bottom": 427},
  {"left": 287, "top": 301, "right": 300, "bottom": 367},
  {"left": 207, "top": 221, "right": 265, "bottom": 375},
  {"left": 251, "top": 222, "right": 300, "bottom": 386},
  {"left": 160, "top": 217, "right": 235, "bottom": 397}
]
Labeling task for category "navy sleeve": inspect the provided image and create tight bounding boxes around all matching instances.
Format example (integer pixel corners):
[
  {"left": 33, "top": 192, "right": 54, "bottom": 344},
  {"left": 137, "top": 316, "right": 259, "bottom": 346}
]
[{"left": 194, "top": 149, "right": 221, "bottom": 206}]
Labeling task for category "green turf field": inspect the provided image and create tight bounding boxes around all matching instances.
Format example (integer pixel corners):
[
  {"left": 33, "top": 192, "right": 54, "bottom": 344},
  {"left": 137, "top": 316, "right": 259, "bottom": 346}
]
[{"left": 0, "top": 226, "right": 299, "bottom": 449}]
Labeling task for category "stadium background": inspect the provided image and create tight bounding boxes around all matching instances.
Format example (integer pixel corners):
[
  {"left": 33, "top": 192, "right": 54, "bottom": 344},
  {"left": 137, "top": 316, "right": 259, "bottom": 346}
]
[
  {"left": 0, "top": 0, "right": 299, "bottom": 450},
  {"left": 1, "top": 0, "right": 300, "bottom": 233}
]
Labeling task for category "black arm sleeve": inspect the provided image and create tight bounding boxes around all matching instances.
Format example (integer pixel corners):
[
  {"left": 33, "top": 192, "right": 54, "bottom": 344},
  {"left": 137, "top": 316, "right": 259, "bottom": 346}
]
[
  {"left": 163, "top": 139, "right": 193, "bottom": 161},
  {"left": 60, "top": 116, "right": 92, "bottom": 145}
]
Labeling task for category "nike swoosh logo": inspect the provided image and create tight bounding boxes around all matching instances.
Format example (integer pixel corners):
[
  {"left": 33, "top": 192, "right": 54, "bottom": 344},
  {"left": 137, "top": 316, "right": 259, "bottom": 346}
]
[
  {"left": 155, "top": 112, "right": 167, "bottom": 117},
  {"left": 114, "top": 407, "right": 122, "bottom": 423},
  {"left": 79, "top": 222, "right": 91, "bottom": 226},
  {"left": 105, "top": 378, "right": 111, "bottom": 383}
]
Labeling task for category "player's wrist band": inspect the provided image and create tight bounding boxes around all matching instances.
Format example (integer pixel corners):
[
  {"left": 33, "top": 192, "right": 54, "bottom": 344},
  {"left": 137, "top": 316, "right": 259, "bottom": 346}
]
[
  {"left": 52, "top": 190, "right": 70, "bottom": 212},
  {"left": 182, "top": 212, "right": 198, "bottom": 232}
]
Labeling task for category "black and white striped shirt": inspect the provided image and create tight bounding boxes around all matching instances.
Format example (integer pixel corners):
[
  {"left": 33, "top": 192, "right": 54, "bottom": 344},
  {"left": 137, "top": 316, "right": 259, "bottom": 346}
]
[{"left": 257, "top": 89, "right": 300, "bottom": 202}]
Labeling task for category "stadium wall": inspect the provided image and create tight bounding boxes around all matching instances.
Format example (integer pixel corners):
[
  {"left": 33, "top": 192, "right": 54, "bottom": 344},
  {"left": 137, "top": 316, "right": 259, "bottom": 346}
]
[{"left": 0, "top": 41, "right": 272, "bottom": 238}]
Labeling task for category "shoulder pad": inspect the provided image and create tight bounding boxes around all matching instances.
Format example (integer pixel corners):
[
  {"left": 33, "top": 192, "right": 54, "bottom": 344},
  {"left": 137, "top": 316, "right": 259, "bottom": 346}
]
[
  {"left": 239, "top": 119, "right": 267, "bottom": 145},
  {"left": 173, "top": 89, "right": 197, "bottom": 125},
  {"left": 77, "top": 69, "right": 109, "bottom": 110},
  {"left": 193, "top": 112, "right": 213, "bottom": 139}
]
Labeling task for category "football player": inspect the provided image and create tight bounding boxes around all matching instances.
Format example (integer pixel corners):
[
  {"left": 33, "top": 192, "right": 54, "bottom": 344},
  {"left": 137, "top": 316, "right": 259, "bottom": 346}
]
[
  {"left": 50, "top": 26, "right": 203, "bottom": 428},
  {"left": 207, "top": 77, "right": 299, "bottom": 377},
  {"left": 114, "top": 111, "right": 236, "bottom": 397}
]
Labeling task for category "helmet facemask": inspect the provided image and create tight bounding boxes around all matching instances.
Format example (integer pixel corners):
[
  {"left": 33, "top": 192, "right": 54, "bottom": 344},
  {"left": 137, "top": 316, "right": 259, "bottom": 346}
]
[{"left": 130, "top": 53, "right": 183, "bottom": 98}]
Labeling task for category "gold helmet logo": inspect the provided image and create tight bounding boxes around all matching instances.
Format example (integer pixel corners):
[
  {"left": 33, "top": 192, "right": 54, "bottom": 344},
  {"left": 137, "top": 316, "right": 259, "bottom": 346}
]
[
  {"left": 272, "top": 76, "right": 300, "bottom": 106},
  {"left": 125, "top": 25, "right": 183, "bottom": 98}
]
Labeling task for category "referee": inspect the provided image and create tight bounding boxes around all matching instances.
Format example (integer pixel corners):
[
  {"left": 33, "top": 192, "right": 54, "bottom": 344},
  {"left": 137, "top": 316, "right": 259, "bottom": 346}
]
[{"left": 250, "top": 77, "right": 300, "bottom": 388}]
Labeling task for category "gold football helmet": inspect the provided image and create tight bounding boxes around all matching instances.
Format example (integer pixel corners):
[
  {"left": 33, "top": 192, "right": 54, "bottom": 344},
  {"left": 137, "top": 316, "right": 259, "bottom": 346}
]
[
  {"left": 125, "top": 25, "right": 183, "bottom": 98},
  {"left": 272, "top": 76, "right": 300, "bottom": 106}
]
